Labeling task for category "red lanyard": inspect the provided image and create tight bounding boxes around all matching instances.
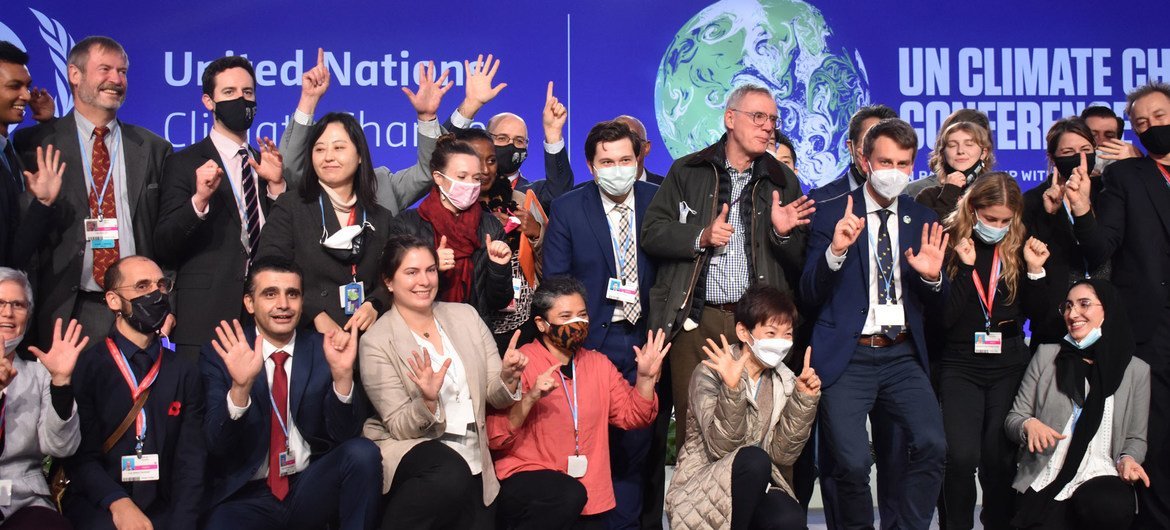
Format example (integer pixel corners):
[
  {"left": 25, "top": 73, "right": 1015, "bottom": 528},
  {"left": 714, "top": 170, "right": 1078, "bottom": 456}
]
[
  {"left": 347, "top": 208, "right": 358, "bottom": 279},
  {"left": 971, "top": 246, "right": 1001, "bottom": 331},
  {"left": 106, "top": 338, "right": 163, "bottom": 449},
  {"left": 1155, "top": 160, "right": 1170, "bottom": 187}
]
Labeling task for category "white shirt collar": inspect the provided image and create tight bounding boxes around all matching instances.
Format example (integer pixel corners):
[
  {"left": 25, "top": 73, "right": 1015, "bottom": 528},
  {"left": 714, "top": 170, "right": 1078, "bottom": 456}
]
[
  {"left": 261, "top": 332, "right": 296, "bottom": 362},
  {"left": 862, "top": 183, "right": 899, "bottom": 215},
  {"left": 209, "top": 127, "right": 249, "bottom": 162},
  {"left": 73, "top": 111, "right": 120, "bottom": 139},
  {"left": 599, "top": 186, "right": 635, "bottom": 215}
]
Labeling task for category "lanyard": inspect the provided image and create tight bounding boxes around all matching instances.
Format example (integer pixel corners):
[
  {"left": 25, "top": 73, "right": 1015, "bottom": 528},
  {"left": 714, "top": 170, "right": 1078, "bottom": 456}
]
[
  {"left": 971, "top": 246, "right": 1002, "bottom": 331},
  {"left": 608, "top": 205, "right": 637, "bottom": 275},
  {"left": 318, "top": 197, "right": 366, "bottom": 279},
  {"left": 555, "top": 361, "right": 580, "bottom": 456},
  {"left": 1155, "top": 159, "right": 1170, "bottom": 187},
  {"left": 867, "top": 213, "right": 897, "bottom": 300},
  {"left": 106, "top": 338, "right": 163, "bottom": 456},
  {"left": 267, "top": 384, "right": 291, "bottom": 451},
  {"left": 77, "top": 126, "right": 123, "bottom": 219}
]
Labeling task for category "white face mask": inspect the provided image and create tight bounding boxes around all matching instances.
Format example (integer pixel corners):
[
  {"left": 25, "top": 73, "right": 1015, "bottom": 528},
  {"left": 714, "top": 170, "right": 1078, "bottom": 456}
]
[
  {"left": 3, "top": 333, "right": 24, "bottom": 355},
  {"left": 868, "top": 167, "right": 910, "bottom": 200},
  {"left": 321, "top": 224, "right": 365, "bottom": 250},
  {"left": 748, "top": 334, "right": 793, "bottom": 368},
  {"left": 595, "top": 165, "right": 637, "bottom": 197}
]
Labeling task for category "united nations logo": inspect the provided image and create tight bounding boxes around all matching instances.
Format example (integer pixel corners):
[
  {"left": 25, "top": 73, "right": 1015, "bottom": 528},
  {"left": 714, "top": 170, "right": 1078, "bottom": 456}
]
[{"left": 0, "top": 8, "right": 76, "bottom": 133}]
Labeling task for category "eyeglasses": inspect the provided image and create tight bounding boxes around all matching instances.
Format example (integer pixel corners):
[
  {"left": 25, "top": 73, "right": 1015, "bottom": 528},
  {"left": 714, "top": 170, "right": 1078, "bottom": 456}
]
[
  {"left": 491, "top": 133, "right": 529, "bottom": 149},
  {"left": 730, "top": 108, "right": 780, "bottom": 129},
  {"left": 114, "top": 278, "right": 174, "bottom": 296},
  {"left": 0, "top": 299, "right": 30, "bottom": 312},
  {"left": 1058, "top": 299, "right": 1102, "bottom": 316}
]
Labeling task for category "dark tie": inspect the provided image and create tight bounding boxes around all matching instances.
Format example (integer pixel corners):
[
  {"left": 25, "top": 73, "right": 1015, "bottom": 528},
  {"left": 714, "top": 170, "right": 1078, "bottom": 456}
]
[
  {"left": 239, "top": 148, "right": 261, "bottom": 262},
  {"left": 267, "top": 350, "right": 290, "bottom": 500},
  {"left": 89, "top": 126, "right": 119, "bottom": 287},
  {"left": 1, "top": 140, "right": 20, "bottom": 191},
  {"left": 875, "top": 209, "right": 902, "bottom": 339},
  {"left": 614, "top": 204, "right": 641, "bottom": 324},
  {"left": 130, "top": 350, "right": 153, "bottom": 380}
]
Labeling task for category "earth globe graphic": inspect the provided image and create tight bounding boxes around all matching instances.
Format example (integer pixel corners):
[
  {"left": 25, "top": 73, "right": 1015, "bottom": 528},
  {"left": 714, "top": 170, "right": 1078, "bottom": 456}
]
[{"left": 654, "top": 0, "right": 871, "bottom": 189}]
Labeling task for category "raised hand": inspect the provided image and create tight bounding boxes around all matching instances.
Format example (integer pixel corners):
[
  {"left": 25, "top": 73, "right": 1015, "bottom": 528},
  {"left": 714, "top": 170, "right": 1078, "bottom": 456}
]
[
  {"left": 1023, "top": 237, "right": 1051, "bottom": 274},
  {"left": 459, "top": 53, "right": 506, "bottom": 119},
  {"left": 210, "top": 319, "right": 264, "bottom": 389},
  {"left": 0, "top": 351, "right": 17, "bottom": 393},
  {"left": 525, "top": 364, "right": 560, "bottom": 403},
  {"left": 297, "top": 48, "right": 331, "bottom": 115},
  {"left": 1024, "top": 417, "right": 1067, "bottom": 453},
  {"left": 485, "top": 234, "right": 512, "bottom": 265},
  {"left": 343, "top": 302, "right": 378, "bottom": 332},
  {"left": 1064, "top": 152, "right": 1092, "bottom": 216},
  {"left": 405, "top": 349, "right": 450, "bottom": 405},
  {"left": 28, "top": 318, "right": 88, "bottom": 386},
  {"left": 23, "top": 144, "right": 66, "bottom": 206},
  {"left": 954, "top": 236, "right": 976, "bottom": 266},
  {"left": 1118, "top": 455, "right": 1151, "bottom": 487},
  {"left": 249, "top": 137, "right": 285, "bottom": 188},
  {"left": 794, "top": 347, "right": 821, "bottom": 396},
  {"left": 500, "top": 329, "right": 529, "bottom": 388},
  {"left": 193, "top": 159, "right": 224, "bottom": 211},
  {"left": 543, "top": 81, "right": 568, "bottom": 144},
  {"left": 1098, "top": 138, "right": 1141, "bottom": 161},
  {"left": 771, "top": 192, "right": 815, "bottom": 237},
  {"left": 402, "top": 61, "right": 452, "bottom": 122},
  {"left": 830, "top": 195, "right": 866, "bottom": 256},
  {"left": 1042, "top": 171, "right": 1065, "bottom": 215},
  {"left": 905, "top": 222, "right": 949, "bottom": 282},
  {"left": 700, "top": 334, "right": 748, "bottom": 389},
  {"left": 29, "top": 87, "right": 55, "bottom": 121},
  {"left": 437, "top": 235, "right": 455, "bottom": 271},
  {"left": 700, "top": 203, "right": 734, "bottom": 248},
  {"left": 634, "top": 328, "right": 672, "bottom": 381}
]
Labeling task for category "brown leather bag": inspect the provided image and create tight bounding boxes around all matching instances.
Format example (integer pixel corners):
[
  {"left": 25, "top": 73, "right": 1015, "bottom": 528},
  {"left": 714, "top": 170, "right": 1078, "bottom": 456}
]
[{"left": 51, "top": 387, "right": 152, "bottom": 512}]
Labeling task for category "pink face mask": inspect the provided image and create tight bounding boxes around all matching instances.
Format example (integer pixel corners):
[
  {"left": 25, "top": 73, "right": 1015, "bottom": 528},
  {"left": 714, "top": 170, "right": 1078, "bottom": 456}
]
[{"left": 437, "top": 172, "right": 482, "bottom": 210}]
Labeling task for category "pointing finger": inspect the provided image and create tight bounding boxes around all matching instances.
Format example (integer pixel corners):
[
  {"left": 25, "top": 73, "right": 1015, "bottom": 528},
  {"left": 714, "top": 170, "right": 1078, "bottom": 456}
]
[
  {"left": 317, "top": 47, "right": 325, "bottom": 68},
  {"left": 803, "top": 346, "right": 812, "bottom": 372}
]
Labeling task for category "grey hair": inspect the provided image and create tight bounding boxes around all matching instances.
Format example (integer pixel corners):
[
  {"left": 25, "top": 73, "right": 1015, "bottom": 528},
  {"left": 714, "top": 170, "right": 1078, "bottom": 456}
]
[
  {"left": 0, "top": 267, "right": 33, "bottom": 312},
  {"left": 67, "top": 36, "right": 128, "bottom": 72},
  {"left": 530, "top": 276, "right": 587, "bottom": 320},
  {"left": 1125, "top": 81, "right": 1170, "bottom": 118},
  {"left": 726, "top": 83, "right": 774, "bottom": 110}
]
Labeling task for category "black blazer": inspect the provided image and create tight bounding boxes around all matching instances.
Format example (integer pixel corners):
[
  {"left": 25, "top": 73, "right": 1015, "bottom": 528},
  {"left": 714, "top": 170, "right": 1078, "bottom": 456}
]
[
  {"left": 201, "top": 327, "right": 369, "bottom": 507},
  {"left": 63, "top": 332, "right": 204, "bottom": 530},
  {"left": 256, "top": 192, "right": 397, "bottom": 328},
  {"left": 154, "top": 136, "right": 274, "bottom": 351},
  {"left": 1073, "top": 157, "right": 1170, "bottom": 345},
  {"left": 12, "top": 112, "right": 172, "bottom": 345},
  {"left": 0, "top": 145, "right": 52, "bottom": 270}
]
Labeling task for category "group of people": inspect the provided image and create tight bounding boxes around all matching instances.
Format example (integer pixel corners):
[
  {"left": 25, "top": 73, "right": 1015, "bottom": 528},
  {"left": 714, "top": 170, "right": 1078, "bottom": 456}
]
[{"left": 0, "top": 32, "right": 1166, "bottom": 530}]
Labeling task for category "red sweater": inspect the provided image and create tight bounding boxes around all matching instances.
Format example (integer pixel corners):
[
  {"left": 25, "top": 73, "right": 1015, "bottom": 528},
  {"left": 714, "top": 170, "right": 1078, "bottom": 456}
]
[{"left": 487, "top": 341, "right": 657, "bottom": 514}]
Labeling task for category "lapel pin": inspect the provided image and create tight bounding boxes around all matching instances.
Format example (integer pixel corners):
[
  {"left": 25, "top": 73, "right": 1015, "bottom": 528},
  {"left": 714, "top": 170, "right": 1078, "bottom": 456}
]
[{"left": 903, "top": 215, "right": 911, "bottom": 224}]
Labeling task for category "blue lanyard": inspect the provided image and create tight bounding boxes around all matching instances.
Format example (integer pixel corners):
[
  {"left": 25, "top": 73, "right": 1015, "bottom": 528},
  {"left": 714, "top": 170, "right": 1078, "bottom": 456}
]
[
  {"left": 77, "top": 125, "right": 123, "bottom": 218},
  {"left": 866, "top": 212, "right": 897, "bottom": 300},
  {"left": 317, "top": 196, "right": 367, "bottom": 230},
  {"left": 555, "top": 361, "right": 580, "bottom": 455},
  {"left": 267, "top": 386, "right": 291, "bottom": 450}
]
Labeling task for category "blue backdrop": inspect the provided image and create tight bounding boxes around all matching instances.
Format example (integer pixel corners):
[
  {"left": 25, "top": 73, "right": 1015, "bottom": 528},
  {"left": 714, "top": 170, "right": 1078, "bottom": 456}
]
[{"left": 3, "top": 0, "right": 1167, "bottom": 192}]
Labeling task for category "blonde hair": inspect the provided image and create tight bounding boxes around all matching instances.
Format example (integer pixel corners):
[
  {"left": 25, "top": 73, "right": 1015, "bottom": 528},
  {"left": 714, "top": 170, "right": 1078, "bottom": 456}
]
[
  {"left": 929, "top": 121, "right": 996, "bottom": 178},
  {"left": 944, "top": 172, "right": 1025, "bottom": 305}
]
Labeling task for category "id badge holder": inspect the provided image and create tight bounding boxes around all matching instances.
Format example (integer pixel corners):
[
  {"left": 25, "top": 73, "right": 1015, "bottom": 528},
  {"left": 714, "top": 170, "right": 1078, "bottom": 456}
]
[
  {"left": 974, "top": 331, "right": 1003, "bottom": 354},
  {"left": 85, "top": 218, "right": 119, "bottom": 249},
  {"left": 443, "top": 403, "right": 470, "bottom": 436},
  {"left": 120, "top": 454, "right": 160, "bottom": 482},
  {"left": 874, "top": 304, "right": 905, "bottom": 327},
  {"left": 0, "top": 479, "right": 11, "bottom": 506},
  {"left": 278, "top": 449, "right": 298, "bottom": 476},
  {"left": 567, "top": 454, "right": 588, "bottom": 478},
  {"left": 340, "top": 281, "right": 365, "bottom": 315},
  {"left": 605, "top": 278, "right": 638, "bottom": 303}
]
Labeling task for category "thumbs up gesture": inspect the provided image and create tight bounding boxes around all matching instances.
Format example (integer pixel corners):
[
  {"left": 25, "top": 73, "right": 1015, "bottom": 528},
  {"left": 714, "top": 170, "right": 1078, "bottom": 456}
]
[
  {"left": 436, "top": 235, "right": 455, "bottom": 271},
  {"left": 485, "top": 233, "right": 512, "bottom": 265},
  {"left": 700, "top": 203, "right": 734, "bottom": 248},
  {"left": 794, "top": 347, "right": 821, "bottom": 396}
]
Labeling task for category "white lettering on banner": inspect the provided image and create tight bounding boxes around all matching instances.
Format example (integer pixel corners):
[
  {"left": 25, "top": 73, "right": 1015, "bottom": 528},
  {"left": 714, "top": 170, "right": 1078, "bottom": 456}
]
[
  {"left": 163, "top": 49, "right": 467, "bottom": 88},
  {"left": 161, "top": 110, "right": 484, "bottom": 149}
]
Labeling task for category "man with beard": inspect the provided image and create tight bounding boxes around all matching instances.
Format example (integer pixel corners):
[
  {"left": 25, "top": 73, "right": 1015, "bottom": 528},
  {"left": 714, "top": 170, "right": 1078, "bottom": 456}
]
[
  {"left": 61, "top": 255, "right": 205, "bottom": 530},
  {"left": 13, "top": 37, "right": 173, "bottom": 348}
]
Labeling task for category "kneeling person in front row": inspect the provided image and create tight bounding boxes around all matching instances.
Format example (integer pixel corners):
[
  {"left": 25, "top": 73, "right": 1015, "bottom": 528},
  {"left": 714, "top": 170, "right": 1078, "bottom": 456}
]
[{"left": 201, "top": 256, "right": 381, "bottom": 530}]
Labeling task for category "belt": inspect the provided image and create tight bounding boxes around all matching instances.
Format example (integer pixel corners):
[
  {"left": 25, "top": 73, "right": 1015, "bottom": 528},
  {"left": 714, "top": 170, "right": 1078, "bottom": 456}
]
[
  {"left": 705, "top": 302, "right": 738, "bottom": 313},
  {"left": 858, "top": 331, "right": 910, "bottom": 348}
]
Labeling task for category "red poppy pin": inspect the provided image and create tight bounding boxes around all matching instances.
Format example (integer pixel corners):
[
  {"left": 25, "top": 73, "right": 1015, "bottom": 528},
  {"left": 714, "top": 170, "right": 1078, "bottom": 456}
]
[{"left": 168, "top": 401, "right": 182, "bottom": 416}]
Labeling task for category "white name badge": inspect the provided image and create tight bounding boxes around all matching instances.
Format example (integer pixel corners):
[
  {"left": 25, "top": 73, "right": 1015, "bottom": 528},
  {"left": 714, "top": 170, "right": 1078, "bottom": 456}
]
[
  {"left": 443, "top": 402, "right": 473, "bottom": 437},
  {"left": 85, "top": 218, "right": 119, "bottom": 248},
  {"left": 0, "top": 479, "right": 11, "bottom": 506},
  {"left": 278, "top": 450, "right": 298, "bottom": 477},
  {"left": 512, "top": 277, "right": 523, "bottom": 300},
  {"left": 605, "top": 278, "right": 639, "bottom": 303},
  {"left": 974, "top": 332, "right": 1003, "bottom": 354},
  {"left": 567, "top": 454, "right": 588, "bottom": 478},
  {"left": 873, "top": 304, "right": 905, "bottom": 327},
  {"left": 121, "top": 454, "right": 160, "bottom": 482}
]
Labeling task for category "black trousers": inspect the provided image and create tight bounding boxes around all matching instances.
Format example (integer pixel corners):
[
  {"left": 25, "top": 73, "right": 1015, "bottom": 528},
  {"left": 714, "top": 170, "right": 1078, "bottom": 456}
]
[
  {"left": 938, "top": 356, "right": 1025, "bottom": 530},
  {"left": 1135, "top": 308, "right": 1170, "bottom": 530},
  {"left": 731, "top": 447, "right": 807, "bottom": 530},
  {"left": 381, "top": 440, "right": 492, "bottom": 530},
  {"left": 1019, "top": 475, "right": 1135, "bottom": 530},
  {"left": 496, "top": 470, "right": 604, "bottom": 530}
]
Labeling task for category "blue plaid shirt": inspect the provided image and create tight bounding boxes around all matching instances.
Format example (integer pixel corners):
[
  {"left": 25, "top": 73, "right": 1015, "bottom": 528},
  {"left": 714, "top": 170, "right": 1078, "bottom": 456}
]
[{"left": 704, "top": 161, "right": 753, "bottom": 304}]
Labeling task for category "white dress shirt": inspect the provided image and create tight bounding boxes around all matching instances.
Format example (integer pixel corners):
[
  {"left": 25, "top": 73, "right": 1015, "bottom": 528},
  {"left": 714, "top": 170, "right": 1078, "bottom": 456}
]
[
  {"left": 1029, "top": 395, "right": 1117, "bottom": 500},
  {"left": 191, "top": 128, "right": 278, "bottom": 251},
  {"left": 600, "top": 189, "right": 639, "bottom": 322},
  {"left": 75, "top": 113, "right": 136, "bottom": 292},
  {"left": 410, "top": 322, "right": 482, "bottom": 475}
]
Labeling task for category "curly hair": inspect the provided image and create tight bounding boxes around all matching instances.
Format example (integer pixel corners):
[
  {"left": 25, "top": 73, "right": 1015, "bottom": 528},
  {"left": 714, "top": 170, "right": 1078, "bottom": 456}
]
[{"left": 944, "top": 172, "right": 1026, "bottom": 305}]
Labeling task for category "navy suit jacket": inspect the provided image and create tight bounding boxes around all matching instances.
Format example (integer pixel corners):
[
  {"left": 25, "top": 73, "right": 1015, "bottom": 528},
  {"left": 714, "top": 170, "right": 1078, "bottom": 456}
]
[
  {"left": 201, "top": 328, "right": 369, "bottom": 506},
  {"left": 543, "top": 181, "right": 659, "bottom": 351},
  {"left": 800, "top": 187, "right": 947, "bottom": 387},
  {"left": 807, "top": 173, "right": 852, "bottom": 204}
]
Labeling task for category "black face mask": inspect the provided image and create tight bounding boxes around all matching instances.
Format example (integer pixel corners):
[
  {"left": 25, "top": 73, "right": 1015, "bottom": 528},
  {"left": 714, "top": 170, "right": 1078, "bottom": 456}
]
[
  {"left": 120, "top": 290, "right": 172, "bottom": 335},
  {"left": 495, "top": 144, "right": 528, "bottom": 177},
  {"left": 1053, "top": 153, "right": 1096, "bottom": 180},
  {"left": 214, "top": 96, "right": 257, "bottom": 132},
  {"left": 1138, "top": 124, "right": 1170, "bottom": 156},
  {"left": 942, "top": 159, "right": 985, "bottom": 183}
]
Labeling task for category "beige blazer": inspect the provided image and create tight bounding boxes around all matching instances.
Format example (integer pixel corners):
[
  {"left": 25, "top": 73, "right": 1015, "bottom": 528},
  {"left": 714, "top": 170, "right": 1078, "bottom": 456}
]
[{"left": 360, "top": 302, "right": 518, "bottom": 502}]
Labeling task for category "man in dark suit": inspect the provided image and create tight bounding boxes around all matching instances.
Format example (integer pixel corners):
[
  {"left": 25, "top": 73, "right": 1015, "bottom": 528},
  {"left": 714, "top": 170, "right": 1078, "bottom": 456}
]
[
  {"left": 808, "top": 105, "right": 897, "bottom": 204},
  {"left": 62, "top": 255, "right": 205, "bottom": 530},
  {"left": 800, "top": 118, "right": 948, "bottom": 530},
  {"left": 543, "top": 120, "right": 660, "bottom": 529},
  {"left": 1066, "top": 81, "right": 1170, "bottom": 528},
  {"left": 13, "top": 37, "right": 172, "bottom": 348},
  {"left": 201, "top": 256, "right": 380, "bottom": 530},
  {"left": 154, "top": 56, "right": 285, "bottom": 357},
  {"left": 614, "top": 114, "right": 665, "bottom": 185}
]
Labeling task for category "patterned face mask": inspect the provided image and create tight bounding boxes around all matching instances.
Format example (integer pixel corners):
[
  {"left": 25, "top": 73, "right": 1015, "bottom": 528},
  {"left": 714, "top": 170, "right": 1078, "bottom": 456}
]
[{"left": 542, "top": 316, "right": 590, "bottom": 354}]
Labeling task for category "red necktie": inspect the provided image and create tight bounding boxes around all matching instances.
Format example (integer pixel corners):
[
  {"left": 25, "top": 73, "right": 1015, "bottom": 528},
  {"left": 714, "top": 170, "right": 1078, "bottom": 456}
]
[
  {"left": 89, "top": 126, "right": 119, "bottom": 287},
  {"left": 267, "top": 350, "right": 290, "bottom": 500}
]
